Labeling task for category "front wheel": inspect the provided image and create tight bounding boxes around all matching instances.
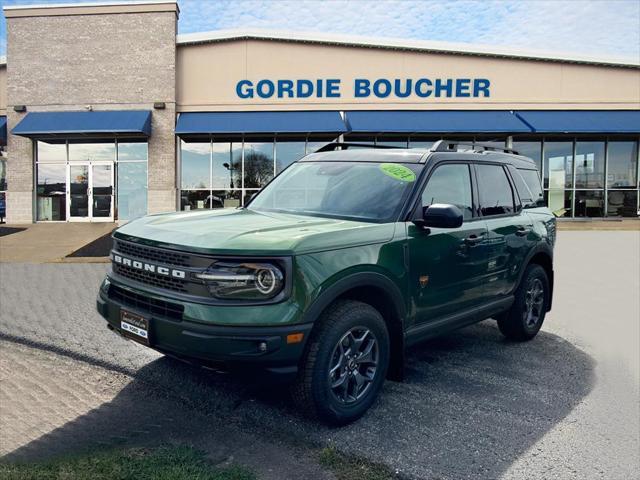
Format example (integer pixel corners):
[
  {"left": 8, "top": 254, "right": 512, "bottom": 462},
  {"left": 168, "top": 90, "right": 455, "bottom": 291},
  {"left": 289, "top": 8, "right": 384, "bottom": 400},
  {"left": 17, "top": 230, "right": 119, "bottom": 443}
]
[
  {"left": 498, "top": 264, "right": 549, "bottom": 341},
  {"left": 291, "top": 300, "right": 390, "bottom": 425}
]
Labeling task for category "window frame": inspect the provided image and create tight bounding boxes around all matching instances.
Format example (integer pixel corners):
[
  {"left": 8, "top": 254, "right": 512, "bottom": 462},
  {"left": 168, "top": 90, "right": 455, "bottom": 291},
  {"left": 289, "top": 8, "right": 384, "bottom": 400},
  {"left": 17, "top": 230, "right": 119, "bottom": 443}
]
[{"left": 472, "top": 162, "right": 520, "bottom": 219}]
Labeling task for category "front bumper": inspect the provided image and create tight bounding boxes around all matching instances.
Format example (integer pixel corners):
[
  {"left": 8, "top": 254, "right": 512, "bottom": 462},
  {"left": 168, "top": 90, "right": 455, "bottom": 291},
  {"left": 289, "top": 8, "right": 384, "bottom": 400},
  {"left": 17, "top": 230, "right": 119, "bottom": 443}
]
[{"left": 96, "top": 281, "right": 312, "bottom": 381}]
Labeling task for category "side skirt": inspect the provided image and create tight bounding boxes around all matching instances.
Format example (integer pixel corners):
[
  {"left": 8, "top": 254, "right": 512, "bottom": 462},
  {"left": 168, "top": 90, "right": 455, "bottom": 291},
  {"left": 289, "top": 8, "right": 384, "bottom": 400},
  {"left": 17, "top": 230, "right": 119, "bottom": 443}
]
[{"left": 404, "top": 296, "right": 514, "bottom": 347}]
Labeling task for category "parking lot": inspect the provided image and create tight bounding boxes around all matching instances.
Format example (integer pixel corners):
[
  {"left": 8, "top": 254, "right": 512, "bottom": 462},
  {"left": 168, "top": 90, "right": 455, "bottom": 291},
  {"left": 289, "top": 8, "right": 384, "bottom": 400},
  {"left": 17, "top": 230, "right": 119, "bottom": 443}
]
[{"left": 0, "top": 230, "right": 638, "bottom": 479}]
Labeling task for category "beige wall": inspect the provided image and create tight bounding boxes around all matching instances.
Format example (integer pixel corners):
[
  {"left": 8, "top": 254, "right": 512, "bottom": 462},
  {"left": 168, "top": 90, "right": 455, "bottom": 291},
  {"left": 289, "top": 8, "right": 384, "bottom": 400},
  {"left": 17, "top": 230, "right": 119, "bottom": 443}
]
[
  {"left": 176, "top": 39, "right": 640, "bottom": 112},
  {"left": 0, "top": 66, "right": 6, "bottom": 115},
  {"left": 5, "top": 6, "right": 178, "bottom": 223}
]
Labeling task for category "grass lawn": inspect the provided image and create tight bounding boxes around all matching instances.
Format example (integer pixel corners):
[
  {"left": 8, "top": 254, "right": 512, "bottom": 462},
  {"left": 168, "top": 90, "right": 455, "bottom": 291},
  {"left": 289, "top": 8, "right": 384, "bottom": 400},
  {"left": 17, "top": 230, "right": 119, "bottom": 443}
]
[
  {"left": 319, "top": 446, "right": 397, "bottom": 480},
  {"left": 0, "top": 445, "right": 255, "bottom": 480}
]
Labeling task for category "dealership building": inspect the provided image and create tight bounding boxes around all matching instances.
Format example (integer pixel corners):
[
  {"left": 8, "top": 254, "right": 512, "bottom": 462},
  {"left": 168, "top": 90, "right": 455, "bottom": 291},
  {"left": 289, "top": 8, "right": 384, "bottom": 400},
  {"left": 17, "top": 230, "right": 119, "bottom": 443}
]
[{"left": 0, "top": 0, "right": 639, "bottom": 224}]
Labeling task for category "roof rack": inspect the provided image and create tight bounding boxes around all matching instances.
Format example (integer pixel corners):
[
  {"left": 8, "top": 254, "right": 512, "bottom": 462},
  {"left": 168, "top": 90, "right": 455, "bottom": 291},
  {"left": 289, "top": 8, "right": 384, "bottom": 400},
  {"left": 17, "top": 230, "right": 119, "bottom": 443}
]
[
  {"left": 430, "top": 140, "right": 519, "bottom": 155},
  {"left": 314, "top": 142, "right": 401, "bottom": 152}
]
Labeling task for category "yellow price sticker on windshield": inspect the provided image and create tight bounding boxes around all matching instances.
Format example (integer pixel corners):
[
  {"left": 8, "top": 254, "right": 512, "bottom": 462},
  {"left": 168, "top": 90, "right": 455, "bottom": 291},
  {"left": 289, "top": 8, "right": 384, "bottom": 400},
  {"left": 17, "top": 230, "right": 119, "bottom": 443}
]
[{"left": 379, "top": 163, "right": 416, "bottom": 182}]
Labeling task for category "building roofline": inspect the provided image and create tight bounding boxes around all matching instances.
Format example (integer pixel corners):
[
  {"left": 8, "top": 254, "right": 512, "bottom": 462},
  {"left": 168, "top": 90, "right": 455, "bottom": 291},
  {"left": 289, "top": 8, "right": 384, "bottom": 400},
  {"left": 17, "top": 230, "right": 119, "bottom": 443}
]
[
  {"left": 3, "top": 0, "right": 177, "bottom": 10},
  {"left": 3, "top": 0, "right": 179, "bottom": 18},
  {"left": 177, "top": 28, "right": 640, "bottom": 69}
]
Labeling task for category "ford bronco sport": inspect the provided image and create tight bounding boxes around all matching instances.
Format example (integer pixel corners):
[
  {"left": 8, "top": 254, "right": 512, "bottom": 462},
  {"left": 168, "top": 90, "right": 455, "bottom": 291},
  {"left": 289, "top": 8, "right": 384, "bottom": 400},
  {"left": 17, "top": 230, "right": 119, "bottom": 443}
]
[{"left": 97, "top": 140, "right": 555, "bottom": 425}]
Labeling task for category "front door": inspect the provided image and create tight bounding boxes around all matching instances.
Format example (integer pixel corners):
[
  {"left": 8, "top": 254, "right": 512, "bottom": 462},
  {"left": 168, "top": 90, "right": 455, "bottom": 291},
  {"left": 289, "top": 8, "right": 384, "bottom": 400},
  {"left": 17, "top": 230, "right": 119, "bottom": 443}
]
[
  {"left": 408, "top": 162, "right": 488, "bottom": 326},
  {"left": 67, "top": 162, "right": 114, "bottom": 222}
]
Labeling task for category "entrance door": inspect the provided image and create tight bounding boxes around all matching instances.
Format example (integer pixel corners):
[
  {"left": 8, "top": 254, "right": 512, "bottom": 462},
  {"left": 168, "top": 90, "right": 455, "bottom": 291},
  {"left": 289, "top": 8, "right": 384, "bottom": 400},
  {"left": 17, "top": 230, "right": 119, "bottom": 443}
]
[{"left": 67, "top": 163, "right": 114, "bottom": 222}]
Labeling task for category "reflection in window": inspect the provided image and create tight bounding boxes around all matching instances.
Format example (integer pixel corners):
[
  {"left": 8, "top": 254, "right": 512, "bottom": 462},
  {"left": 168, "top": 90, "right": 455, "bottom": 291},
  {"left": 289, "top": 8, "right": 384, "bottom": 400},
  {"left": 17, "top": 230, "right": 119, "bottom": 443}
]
[
  {"left": 212, "top": 143, "right": 233, "bottom": 188},
  {"left": 117, "top": 162, "right": 147, "bottom": 220},
  {"left": 607, "top": 190, "right": 638, "bottom": 217},
  {"left": 37, "top": 141, "right": 66, "bottom": 163},
  {"left": 69, "top": 141, "right": 115, "bottom": 162},
  {"left": 544, "top": 142, "right": 573, "bottom": 189},
  {"left": 243, "top": 142, "right": 274, "bottom": 188},
  {"left": 181, "top": 141, "right": 210, "bottom": 189},
  {"left": 118, "top": 141, "right": 148, "bottom": 161},
  {"left": 607, "top": 142, "right": 638, "bottom": 188},
  {"left": 276, "top": 141, "right": 306, "bottom": 174},
  {"left": 36, "top": 164, "right": 67, "bottom": 221},
  {"left": 574, "top": 190, "right": 604, "bottom": 217},
  {"left": 574, "top": 141, "right": 605, "bottom": 189},
  {"left": 306, "top": 141, "right": 330, "bottom": 154},
  {"left": 512, "top": 141, "right": 542, "bottom": 173}
]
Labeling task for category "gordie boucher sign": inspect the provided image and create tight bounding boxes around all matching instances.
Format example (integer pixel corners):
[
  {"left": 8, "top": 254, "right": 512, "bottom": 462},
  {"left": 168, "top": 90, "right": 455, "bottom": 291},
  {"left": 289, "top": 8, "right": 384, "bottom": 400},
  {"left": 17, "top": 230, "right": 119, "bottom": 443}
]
[{"left": 236, "top": 78, "right": 491, "bottom": 99}]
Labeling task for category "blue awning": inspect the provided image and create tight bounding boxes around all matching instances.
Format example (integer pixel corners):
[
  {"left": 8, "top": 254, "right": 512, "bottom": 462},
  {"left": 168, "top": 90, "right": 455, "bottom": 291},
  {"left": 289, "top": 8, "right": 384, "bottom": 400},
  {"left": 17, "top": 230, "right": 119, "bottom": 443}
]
[
  {"left": 11, "top": 110, "right": 152, "bottom": 138},
  {"left": 346, "top": 110, "right": 532, "bottom": 133},
  {"left": 514, "top": 110, "right": 640, "bottom": 133},
  {"left": 175, "top": 111, "right": 348, "bottom": 135},
  {"left": 0, "top": 116, "right": 6, "bottom": 146}
]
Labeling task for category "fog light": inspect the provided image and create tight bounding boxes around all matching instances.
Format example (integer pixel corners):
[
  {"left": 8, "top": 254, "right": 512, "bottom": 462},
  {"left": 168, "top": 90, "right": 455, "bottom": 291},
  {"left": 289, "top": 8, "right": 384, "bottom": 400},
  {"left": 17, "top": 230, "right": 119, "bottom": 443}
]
[{"left": 258, "top": 342, "right": 267, "bottom": 353}]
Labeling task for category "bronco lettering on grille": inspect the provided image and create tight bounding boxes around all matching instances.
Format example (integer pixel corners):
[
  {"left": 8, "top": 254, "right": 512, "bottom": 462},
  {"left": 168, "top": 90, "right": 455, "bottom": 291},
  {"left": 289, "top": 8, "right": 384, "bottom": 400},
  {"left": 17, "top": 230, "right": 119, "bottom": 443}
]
[{"left": 112, "top": 253, "right": 186, "bottom": 279}]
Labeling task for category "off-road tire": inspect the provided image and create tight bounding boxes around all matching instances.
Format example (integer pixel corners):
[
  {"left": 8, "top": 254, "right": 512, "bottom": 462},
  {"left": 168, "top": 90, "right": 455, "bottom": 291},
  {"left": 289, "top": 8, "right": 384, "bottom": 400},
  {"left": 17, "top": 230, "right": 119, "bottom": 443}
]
[
  {"left": 498, "top": 264, "right": 549, "bottom": 341},
  {"left": 291, "top": 300, "right": 390, "bottom": 425}
]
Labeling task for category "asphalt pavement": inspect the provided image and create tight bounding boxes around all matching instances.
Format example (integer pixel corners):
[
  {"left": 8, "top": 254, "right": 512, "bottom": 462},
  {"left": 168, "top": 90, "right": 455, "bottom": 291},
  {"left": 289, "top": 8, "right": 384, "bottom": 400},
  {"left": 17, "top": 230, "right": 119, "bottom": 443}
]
[{"left": 0, "top": 231, "right": 638, "bottom": 479}]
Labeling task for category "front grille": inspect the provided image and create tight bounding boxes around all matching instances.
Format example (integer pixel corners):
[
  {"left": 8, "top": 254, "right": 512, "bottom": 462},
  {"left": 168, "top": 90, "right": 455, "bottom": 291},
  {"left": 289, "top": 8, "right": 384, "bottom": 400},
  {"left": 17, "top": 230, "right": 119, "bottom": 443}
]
[
  {"left": 113, "top": 263, "right": 188, "bottom": 293},
  {"left": 108, "top": 284, "right": 184, "bottom": 321},
  {"left": 115, "top": 240, "right": 190, "bottom": 267}
]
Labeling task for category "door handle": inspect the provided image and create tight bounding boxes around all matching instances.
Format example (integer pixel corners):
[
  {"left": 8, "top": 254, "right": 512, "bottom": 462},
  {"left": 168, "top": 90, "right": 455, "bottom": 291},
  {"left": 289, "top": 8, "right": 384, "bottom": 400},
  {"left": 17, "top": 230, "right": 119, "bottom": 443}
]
[
  {"left": 516, "top": 226, "right": 532, "bottom": 237},
  {"left": 464, "top": 233, "right": 485, "bottom": 246}
]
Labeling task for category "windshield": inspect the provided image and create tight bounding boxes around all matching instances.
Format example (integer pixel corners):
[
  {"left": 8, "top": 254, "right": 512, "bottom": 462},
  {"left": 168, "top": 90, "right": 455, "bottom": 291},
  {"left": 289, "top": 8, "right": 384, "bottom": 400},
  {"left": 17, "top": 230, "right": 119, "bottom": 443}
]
[{"left": 248, "top": 161, "right": 422, "bottom": 222}]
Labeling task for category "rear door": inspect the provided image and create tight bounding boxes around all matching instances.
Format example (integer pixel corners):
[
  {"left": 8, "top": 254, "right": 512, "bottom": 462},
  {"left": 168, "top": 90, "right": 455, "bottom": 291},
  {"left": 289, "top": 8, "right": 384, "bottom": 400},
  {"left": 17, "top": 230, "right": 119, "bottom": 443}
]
[
  {"left": 407, "top": 162, "right": 488, "bottom": 325},
  {"left": 474, "top": 163, "right": 534, "bottom": 298}
]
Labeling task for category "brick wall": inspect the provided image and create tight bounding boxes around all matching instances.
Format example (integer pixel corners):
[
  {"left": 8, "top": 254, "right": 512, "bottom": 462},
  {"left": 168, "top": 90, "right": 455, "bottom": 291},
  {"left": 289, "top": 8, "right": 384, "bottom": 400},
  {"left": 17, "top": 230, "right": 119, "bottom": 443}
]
[{"left": 5, "top": 9, "right": 177, "bottom": 223}]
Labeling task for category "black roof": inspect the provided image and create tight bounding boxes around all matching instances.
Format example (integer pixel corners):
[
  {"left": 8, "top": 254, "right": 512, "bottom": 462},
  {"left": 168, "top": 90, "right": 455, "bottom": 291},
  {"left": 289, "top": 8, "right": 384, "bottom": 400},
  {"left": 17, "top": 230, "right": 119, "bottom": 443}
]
[{"left": 301, "top": 147, "right": 538, "bottom": 169}]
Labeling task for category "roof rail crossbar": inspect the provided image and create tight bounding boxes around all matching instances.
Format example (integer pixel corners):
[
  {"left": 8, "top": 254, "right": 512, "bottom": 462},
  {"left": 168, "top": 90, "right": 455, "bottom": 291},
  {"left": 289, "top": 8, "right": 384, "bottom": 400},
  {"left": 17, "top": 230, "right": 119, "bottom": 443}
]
[
  {"left": 314, "top": 142, "right": 401, "bottom": 152},
  {"left": 430, "top": 140, "right": 519, "bottom": 155}
]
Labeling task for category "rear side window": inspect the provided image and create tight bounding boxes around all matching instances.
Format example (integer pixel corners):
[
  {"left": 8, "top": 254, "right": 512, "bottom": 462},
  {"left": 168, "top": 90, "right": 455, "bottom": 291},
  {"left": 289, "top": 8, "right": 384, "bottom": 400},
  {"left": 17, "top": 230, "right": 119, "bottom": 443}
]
[
  {"left": 476, "top": 164, "right": 515, "bottom": 216},
  {"left": 518, "top": 169, "right": 544, "bottom": 207},
  {"left": 421, "top": 163, "right": 473, "bottom": 220}
]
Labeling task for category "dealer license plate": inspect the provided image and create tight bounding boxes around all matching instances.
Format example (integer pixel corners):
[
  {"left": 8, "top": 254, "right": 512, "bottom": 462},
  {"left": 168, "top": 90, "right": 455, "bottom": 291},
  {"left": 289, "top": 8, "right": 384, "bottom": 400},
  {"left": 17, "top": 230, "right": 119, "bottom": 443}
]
[{"left": 120, "top": 309, "right": 149, "bottom": 345}]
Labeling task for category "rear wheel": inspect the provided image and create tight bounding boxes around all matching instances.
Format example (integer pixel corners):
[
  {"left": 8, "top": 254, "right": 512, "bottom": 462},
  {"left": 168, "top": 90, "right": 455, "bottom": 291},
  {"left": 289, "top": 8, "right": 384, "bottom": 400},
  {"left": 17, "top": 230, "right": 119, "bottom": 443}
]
[
  {"left": 291, "top": 300, "right": 390, "bottom": 425},
  {"left": 498, "top": 264, "right": 549, "bottom": 341}
]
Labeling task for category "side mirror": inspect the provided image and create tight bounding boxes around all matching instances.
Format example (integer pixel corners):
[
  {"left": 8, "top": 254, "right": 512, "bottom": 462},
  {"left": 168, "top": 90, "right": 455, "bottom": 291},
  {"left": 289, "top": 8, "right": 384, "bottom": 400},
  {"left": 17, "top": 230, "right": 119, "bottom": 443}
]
[{"left": 414, "top": 203, "right": 464, "bottom": 229}]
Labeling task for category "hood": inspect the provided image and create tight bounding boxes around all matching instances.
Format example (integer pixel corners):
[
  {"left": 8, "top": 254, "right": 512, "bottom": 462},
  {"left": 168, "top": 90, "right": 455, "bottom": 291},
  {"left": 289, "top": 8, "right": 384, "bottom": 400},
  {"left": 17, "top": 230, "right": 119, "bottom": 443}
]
[{"left": 114, "top": 208, "right": 397, "bottom": 256}]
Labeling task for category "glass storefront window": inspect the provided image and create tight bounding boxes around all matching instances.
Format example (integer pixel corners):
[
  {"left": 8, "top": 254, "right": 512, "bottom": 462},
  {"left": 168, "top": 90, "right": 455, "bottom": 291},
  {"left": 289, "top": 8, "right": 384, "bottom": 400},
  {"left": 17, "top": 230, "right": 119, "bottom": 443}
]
[
  {"left": 118, "top": 141, "right": 148, "bottom": 161},
  {"left": 36, "top": 164, "right": 67, "bottom": 221},
  {"left": 607, "top": 141, "right": 638, "bottom": 188},
  {"left": 544, "top": 141, "right": 573, "bottom": 189},
  {"left": 0, "top": 156, "right": 7, "bottom": 191},
  {"left": 213, "top": 190, "right": 242, "bottom": 208},
  {"left": 276, "top": 141, "right": 306, "bottom": 174},
  {"left": 574, "top": 141, "right": 605, "bottom": 189},
  {"left": 574, "top": 190, "right": 604, "bottom": 217},
  {"left": 512, "top": 141, "right": 542, "bottom": 173},
  {"left": 376, "top": 136, "right": 408, "bottom": 147},
  {"left": 607, "top": 190, "right": 638, "bottom": 217},
  {"left": 181, "top": 140, "right": 210, "bottom": 189},
  {"left": 243, "top": 142, "right": 274, "bottom": 188},
  {"left": 69, "top": 141, "right": 115, "bottom": 162},
  {"left": 117, "top": 162, "right": 147, "bottom": 221},
  {"left": 37, "top": 141, "right": 66, "bottom": 163},
  {"left": 544, "top": 190, "right": 572, "bottom": 217},
  {"left": 180, "top": 190, "right": 210, "bottom": 210},
  {"left": 306, "top": 140, "right": 330, "bottom": 154},
  {"left": 212, "top": 142, "right": 233, "bottom": 189}
]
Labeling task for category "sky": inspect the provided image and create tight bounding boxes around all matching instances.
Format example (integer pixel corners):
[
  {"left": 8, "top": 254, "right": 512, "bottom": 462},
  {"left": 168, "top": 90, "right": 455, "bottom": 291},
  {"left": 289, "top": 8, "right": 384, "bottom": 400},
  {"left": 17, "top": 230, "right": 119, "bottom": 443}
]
[{"left": 0, "top": 0, "right": 639, "bottom": 60}]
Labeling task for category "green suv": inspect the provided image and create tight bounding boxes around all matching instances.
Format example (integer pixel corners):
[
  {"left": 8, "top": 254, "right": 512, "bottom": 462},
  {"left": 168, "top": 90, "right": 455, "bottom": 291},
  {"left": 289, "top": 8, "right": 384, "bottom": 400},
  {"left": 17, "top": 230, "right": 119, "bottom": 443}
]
[{"left": 97, "top": 141, "right": 555, "bottom": 424}]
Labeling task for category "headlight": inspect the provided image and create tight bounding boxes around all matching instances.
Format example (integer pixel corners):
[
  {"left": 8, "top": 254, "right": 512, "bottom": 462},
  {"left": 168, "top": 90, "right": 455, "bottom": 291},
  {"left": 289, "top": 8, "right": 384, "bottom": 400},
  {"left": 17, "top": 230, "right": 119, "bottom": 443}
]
[{"left": 194, "top": 261, "right": 285, "bottom": 300}]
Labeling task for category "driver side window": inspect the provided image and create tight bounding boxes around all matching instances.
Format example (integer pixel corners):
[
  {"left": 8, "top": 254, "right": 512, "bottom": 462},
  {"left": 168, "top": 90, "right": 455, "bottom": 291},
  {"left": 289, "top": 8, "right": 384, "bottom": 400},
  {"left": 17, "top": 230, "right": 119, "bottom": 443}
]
[{"left": 421, "top": 163, "right": 473, "bottom": 220}]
